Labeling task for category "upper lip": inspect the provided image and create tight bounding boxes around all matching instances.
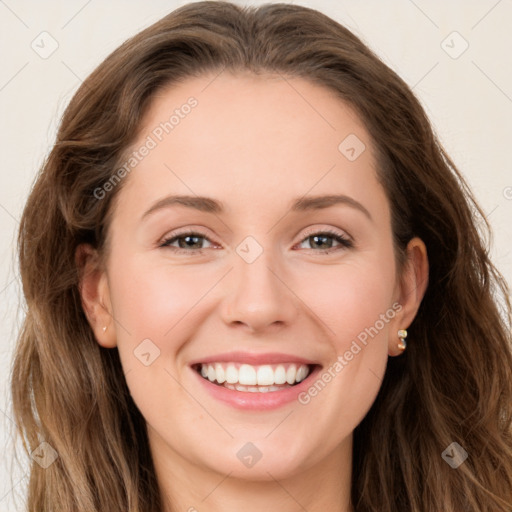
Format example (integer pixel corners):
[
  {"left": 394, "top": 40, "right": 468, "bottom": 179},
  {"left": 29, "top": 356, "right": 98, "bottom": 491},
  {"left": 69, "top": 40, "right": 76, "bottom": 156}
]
[{"left": 189, "top": 351, "right": 320, "bottom": 366}]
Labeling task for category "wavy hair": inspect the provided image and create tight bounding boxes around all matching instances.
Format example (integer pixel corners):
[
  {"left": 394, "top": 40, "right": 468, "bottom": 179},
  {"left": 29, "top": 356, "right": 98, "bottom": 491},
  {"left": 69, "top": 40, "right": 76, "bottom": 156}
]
[{"left": 11, "top": 2, "right": 512, "bottom": 511}]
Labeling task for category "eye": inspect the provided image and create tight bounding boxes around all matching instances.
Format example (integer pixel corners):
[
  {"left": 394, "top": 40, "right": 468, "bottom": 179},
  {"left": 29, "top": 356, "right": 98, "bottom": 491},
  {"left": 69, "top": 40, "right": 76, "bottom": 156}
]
[
  {"left": 159, "top": 228, "right": 353, "bottom": 255},
  {"left": 159, "top": 231, "right": 215, "bottom": 254},
  {"left": 296, "top": 229, "right": 353, "bottom": 254}
]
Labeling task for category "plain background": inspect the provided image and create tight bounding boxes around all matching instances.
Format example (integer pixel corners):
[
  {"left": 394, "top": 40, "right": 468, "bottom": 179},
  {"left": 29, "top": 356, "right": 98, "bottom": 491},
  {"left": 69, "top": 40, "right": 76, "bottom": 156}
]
[{"left": 1, "top": 0, "right": 511, "bottom": 509}]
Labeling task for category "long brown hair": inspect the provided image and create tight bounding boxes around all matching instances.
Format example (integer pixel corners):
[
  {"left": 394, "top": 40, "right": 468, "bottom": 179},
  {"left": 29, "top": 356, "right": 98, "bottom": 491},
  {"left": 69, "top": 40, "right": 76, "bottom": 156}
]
[{"left": 11, "top": 2, "right": 512, "bottom": 510}]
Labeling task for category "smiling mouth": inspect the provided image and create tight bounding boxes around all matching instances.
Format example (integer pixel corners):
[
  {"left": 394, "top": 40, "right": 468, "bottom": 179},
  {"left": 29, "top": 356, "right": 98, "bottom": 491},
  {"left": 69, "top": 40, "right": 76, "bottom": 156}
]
[{"left": 192, "top": 362, "right": 318, "bottom": 393}]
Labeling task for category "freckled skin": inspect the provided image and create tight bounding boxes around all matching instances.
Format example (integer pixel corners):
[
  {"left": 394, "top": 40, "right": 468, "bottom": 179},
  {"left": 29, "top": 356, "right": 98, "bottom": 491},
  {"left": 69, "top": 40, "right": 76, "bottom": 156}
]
[{"left": 84, "top": 72, "right": 428, "bottom": 512}]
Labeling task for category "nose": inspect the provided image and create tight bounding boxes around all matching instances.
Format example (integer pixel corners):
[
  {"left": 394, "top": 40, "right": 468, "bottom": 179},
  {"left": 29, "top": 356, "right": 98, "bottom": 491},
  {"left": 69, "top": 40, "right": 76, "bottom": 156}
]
[{"left": 219, "top": 247, "right": 298, "bottom": 333}]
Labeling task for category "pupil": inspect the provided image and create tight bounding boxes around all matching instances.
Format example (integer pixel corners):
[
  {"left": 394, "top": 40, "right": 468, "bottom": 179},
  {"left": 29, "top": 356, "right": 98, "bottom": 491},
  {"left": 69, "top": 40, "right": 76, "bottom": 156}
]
[
  {"left": 312, "top": 235, "right": 332, "bottom": 249},
  {"left": 179, "top": 235, "right": 201, "bottom": 249},
  {"left": 177, "top": 234, "right": 334, "bottom": 250}
]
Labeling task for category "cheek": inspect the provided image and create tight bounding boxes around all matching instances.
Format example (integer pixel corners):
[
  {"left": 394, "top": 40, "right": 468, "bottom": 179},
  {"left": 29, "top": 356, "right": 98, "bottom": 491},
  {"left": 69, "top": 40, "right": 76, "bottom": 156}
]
[
  {"left": 295, "top": 248, "right": 397, "bottom": 415},
  {"left": 106, "top": 256, "right": 211, "bottom": 428},
  {"left": 105, "top": 251, "right": 224, "bottom": 392},
  {"left": 301, "top": 251, "right": 397, "bottom": 349},
  {"left": 108, "top": 254, "right": 212, "bottom": 341}
]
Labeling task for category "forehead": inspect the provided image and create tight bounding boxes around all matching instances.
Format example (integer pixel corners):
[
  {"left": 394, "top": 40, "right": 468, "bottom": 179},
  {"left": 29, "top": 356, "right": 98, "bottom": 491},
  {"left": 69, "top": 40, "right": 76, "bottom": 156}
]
[{"left": 113, "top": 71, "right": 388, "bottom": 224}]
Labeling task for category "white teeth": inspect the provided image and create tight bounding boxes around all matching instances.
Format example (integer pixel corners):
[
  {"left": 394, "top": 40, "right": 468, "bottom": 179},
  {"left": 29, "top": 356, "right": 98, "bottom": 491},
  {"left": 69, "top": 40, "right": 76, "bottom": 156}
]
[
  {"left": 274, "top": 365, "right": 287, "bottom": 384},
  {"left": 197, "top": 362, "right": 312, "bottom": 388},
  {"left": 257, "top": 365, "right": 274, "bottom": 386},
  {"left": 286, "top": 365, "right": 297, "bottom": 385},
  {"left": 225, "top": 364, "right": 238, "bottom": 384},
  {"left": 215, "top": 363, "right": 225, "bottom": 384},
  {"left": 223, "top": 383, "right": 285, "bottom": 393},
  {"left": 296, "top": 365, "right": 308, "bottom": 382},
  {"left": 239, "top": 364, "right": 257, "bottom": 386}
]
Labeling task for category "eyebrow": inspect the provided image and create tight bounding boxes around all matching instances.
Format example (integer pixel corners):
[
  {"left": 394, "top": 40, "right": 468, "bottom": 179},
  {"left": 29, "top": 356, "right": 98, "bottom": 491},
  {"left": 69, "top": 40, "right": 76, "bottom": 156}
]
[{"left": 141, "top": 194, "right": 372, "bottom": 221}]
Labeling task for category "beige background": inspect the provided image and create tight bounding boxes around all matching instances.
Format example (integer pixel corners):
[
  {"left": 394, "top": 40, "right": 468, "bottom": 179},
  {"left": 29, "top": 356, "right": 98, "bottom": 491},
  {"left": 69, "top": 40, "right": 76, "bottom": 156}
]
[{"left": 1, "top": 1, "right": 511, "bottom": 509}]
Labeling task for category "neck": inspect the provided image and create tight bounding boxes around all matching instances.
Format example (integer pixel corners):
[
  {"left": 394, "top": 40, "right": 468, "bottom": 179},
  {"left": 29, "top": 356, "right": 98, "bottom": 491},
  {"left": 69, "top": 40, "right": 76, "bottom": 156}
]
[{"left": 150, "top": 429, "right": 354, "bottom": 512}]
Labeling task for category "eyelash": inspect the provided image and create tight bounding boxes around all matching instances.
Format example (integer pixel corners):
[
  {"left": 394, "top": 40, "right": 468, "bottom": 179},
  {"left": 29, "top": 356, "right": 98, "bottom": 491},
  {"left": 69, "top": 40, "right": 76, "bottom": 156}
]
[{"left": 159, "top": 228, "right": 353, "bottom": 255}]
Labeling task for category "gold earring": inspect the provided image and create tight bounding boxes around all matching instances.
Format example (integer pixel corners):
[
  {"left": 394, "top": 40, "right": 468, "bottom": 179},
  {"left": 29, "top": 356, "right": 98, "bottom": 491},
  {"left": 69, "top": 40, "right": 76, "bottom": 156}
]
[{"left": 397, "top": 329, "right": 407, "bottom": 351}]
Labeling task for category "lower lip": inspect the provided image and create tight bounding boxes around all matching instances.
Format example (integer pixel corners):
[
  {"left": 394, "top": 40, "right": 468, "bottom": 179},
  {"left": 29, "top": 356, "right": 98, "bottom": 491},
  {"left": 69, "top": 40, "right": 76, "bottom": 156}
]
[{"left": 192, "top": 365, "right": 322, "bottom": 410}]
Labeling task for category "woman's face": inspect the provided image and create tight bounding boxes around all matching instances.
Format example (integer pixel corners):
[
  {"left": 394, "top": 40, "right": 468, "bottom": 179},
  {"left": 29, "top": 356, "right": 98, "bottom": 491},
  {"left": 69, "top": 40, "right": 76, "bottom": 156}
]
[{"left": 88, "top": 72, "right": 426, "bottom": 481}]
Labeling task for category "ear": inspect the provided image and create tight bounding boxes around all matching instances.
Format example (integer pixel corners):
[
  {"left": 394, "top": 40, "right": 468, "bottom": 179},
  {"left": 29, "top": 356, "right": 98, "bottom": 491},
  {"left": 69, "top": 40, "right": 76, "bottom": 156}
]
[
  {"left": 76, "top": 243, "right": 117, "bottom": 348},
  {"left": 388, "top": 237, "right": 429, "bottom": 356}
]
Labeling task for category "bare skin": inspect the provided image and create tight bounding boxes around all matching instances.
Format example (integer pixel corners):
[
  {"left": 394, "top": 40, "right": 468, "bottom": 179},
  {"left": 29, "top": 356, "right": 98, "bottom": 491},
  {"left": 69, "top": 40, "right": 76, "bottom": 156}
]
[{"left": 79, "top": 72, "right": 428, "bottom": 512}]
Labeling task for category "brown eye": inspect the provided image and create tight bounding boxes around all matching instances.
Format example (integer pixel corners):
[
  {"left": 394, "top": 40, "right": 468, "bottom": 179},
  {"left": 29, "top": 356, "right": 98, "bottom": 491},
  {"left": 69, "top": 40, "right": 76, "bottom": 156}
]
[
  {"left": 297, "top": 230, "right": 353, "bottom": 253},
  {"left": 160, "top": 231, "right": 214, "bottom": 253}
]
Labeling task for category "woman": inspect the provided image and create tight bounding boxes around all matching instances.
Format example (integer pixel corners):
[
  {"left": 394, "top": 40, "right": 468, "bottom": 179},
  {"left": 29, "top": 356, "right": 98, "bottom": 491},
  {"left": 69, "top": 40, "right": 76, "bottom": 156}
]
[{"left": 11, "top": 2, "right": 512, "bottom": 511}]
